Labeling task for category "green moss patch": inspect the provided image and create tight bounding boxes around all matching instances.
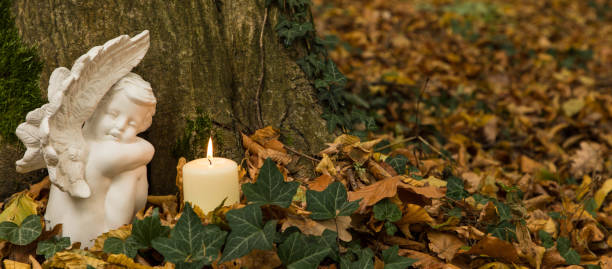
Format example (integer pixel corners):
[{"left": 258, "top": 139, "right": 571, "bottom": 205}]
[
  {"left": 0, "top": 0, "right": 44, "bottom": 144},
  {"left": 172, "top": 108, "right": 222, "bottom": 160}
]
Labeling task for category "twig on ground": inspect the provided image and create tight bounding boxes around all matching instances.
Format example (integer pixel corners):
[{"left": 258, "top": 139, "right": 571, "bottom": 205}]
[{"left": 284, "top": 145, "right": 320, "bottom": 162}]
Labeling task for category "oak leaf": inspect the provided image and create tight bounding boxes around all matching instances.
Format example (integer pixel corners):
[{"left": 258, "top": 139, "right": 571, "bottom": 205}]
[
  {"left": 465, "top": 236, "right": 520, "bottom": 263},
  {"left": 427, "top": 232, "right": 464, "bottom": 262}
]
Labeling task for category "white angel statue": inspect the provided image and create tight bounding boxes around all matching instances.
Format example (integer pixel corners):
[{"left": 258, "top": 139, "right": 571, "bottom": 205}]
[{"left": 15, "top": 30, "right": 156, "bottom": 247}]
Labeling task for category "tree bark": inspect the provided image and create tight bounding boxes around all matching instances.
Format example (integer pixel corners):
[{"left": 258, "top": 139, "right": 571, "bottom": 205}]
[{"left": 8, "top": 0, "right": 331, "bottom": 197}]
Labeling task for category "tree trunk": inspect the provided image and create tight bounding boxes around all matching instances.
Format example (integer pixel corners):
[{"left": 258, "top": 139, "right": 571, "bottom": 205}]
[{"left": 8, "top": 0, "right": 331, "bottom": 196}]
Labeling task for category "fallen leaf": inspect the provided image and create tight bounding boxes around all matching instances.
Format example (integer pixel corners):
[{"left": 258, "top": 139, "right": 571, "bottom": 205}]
[
  {"left": 562, "top": 98, "right": 584, "bottom": 117},
  {"left": 395, "top": 204, "right": 434, "bottom": 237},
  {"left": 520, "top": 155, "right": 543, "bottom": 174},
  {"left": 250, "top": 126, "right": 280, "bottom": 145},
  {"left": 427, "top": 232, "right": 464, "bottom": 262},
  {"left": 398, "top": 249, "right": 459, "bottom": 269},
  {"left": 308, "top": 174, "right": 334, "bottom": 191},
  {"left": 3, "top": 260, "right": 30, "bottom": 269},
  {"left": 478, "top": 262, "right": 510, "bottom": 269},
  {"left": 465, "top": 236, "right": 520, "bottom": 264},
  {"left": 570, "top": 141, "right": 603, "bottom": 177},
  {"left": 175, "top": 157, "right": 186, "bottom": 206},
  {"left": 27, "top": 177, "right": 50, "bottom": 200},
  {"left": 367, "top": 160, "right": 394, "bottom": 180},
  {"left": 0, "top": 192, "right": 38, "bottom": 224},
  {"left": 281, "top": 215, "right": 352, "bottom": 241},
  {"left": 91, "top": 224, "right": 132, "bottom": 251},
  {"left": 43, "top": 251, "right": 107, "bottom": 269},
  {"left": 594, "top": 178, "right": 612, "bottom": 210},
  {"left": 461, "top": 172, "right": 481, "bottom": 193},
  {"left": 107, "top": 253, "right": 153, "bottom": 269},
  {"left": 28, "top": 255, "right": 41, "bottom": 269},
  {"left": 316, "top": 154, "right": 337, "bottom": 176}
]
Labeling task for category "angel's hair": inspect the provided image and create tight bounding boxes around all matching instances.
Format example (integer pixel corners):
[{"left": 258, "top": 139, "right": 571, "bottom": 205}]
[{"left": 103, "top": 72, "right": 156, "bottom": 132}]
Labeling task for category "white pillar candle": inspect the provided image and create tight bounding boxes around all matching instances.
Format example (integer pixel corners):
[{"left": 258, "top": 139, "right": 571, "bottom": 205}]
[{"left": 182, "top": 138, "right": 240, "bottom": 213}]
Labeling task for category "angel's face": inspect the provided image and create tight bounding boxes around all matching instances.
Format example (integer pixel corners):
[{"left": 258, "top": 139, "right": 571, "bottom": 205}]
[{"left": 89, "top": 90, "right": 151, "bottom": 143}]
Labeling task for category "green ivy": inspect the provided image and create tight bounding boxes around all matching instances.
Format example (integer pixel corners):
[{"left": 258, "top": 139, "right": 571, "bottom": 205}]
[
  {"left": 0, "top": 0, "right": 44, "bottom": 144},
  {"left": 268, "top": 0, "right": 377, "bottom": 133}
]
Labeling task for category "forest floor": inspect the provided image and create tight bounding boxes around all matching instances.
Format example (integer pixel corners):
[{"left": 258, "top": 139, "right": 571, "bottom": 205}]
[{"left": 2, "top": 0, "right": 612, "bottom": 268}]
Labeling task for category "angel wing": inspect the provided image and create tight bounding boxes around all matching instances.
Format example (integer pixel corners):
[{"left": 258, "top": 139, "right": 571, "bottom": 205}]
[{"left": 16, "top": 30, "right": 150, "bottom": 198}]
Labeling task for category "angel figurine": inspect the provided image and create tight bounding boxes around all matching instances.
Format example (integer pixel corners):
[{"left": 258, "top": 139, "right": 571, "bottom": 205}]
[{"left": 15, "top": 30, "right": 155, "bottom": 247}]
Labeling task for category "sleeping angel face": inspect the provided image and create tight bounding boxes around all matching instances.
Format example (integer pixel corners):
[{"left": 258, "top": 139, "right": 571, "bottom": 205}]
[{"left": 83, "top": 73, "right": 156, "bottom": 144}]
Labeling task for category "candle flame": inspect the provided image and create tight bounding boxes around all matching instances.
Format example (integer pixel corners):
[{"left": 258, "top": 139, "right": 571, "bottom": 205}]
[{"left": 207, "top": 137, "right": 213, "bottom": 164}]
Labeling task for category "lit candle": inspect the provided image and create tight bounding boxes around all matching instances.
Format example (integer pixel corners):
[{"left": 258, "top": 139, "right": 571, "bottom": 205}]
[{"left": 182, "top": 138, "right": 240, "bottom": 213}]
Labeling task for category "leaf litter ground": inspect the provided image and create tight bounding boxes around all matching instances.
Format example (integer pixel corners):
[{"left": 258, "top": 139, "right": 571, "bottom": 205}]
[{"left": 2, "top": 0, "right": 612, "bottom": 268}]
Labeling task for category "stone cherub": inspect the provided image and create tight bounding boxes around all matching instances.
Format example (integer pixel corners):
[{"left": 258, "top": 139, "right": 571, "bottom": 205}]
[{"left": 15, "top": 31, "right": 155, "bottom": 247}]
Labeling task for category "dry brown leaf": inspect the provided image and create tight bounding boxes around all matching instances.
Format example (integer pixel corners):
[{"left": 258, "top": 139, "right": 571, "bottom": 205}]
[
  {"left": 242, "top": 132, "right": 266, "bottom": 156},
  {"left": 250, "top": 126, "right": 280, "bottom": 145},
  {"left": 263, "top": 139, "right": 287, "bottom": 153},
  {"left": 542, "top": 249, "right": 566, "bottom": 268},
  {"left": 450, "top": 226, "right": 485, "bottom": 240},
  {"left": 281, "top": 215, "right": 352, "bottom": 241},
  {"left": 367, "top": 160, "right": 393, "bottom": 180},
  {"left": 478, "top": 202, "right": 497, "bottom": 223},
  {"left": 348, "top": 177, "right": 403, "bottom": 210},
  {"left": 27, "top": 177, "right": 50, "bottom": 200},
  {"left": 520, "top": 155, "right": 543, "bottom": 174},
  {"left": 570, "top": 141, "right": 603, "bottom": 177},
  {"left": 395, "top": 204, "right": 434, "bottom": 238},
  {"left": 461, "top": 172, "right": 481, "bottom": 193},
  {"left": 320, "top": 134, "right": 361, "bottom": 155},
  {"left": 483, "top": 116, "right": 498, "bottom": 143},
  {"left": 147, "top": 195, "right": 178, "bottom": 217},
  {"left": 308, "top": 174, "right": 334, "bottom": 191},
  {"left": 3, "top": 260, "right": 30, "bottom": 269},
  {"left": 398, "top": 249, "right": 458, "bottom": 269},
  {"left": 427, "top": 232, "right": 464, "bottom": 262},
  {"left": 465, "top": 236, "right": 520, "bottom": 264}
]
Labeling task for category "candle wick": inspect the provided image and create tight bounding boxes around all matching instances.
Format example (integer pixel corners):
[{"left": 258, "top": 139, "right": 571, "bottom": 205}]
[{"left": 208, "top": 157, "right": 212, "bottom": 165}]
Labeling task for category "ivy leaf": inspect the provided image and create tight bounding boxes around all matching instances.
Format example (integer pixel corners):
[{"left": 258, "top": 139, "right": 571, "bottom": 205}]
[
  {"left": 103, "top": 237, "right": 138, "bottom": 258},
  {"left": 584, "top": 198, "right": 597, "bottom": 218},
  {"left": 493, "top": 200, "right": 512, "bottom": 222},
  {"left": 131, "top": 208, "right": 170, "bottom": 249},
  {"left": 385, "top": 155, "right": 408, "bottom": 174},
  {"left": 220, "top": 205, "right": 277, "bottom": 262},
  {"left": 373, "top": 199, "right": 402, "bottom": 222},
  {"left": 382, "top": 245, "right": 417, "bottom": 269},
  {"left": 152, "top": 203, "right": 227, "bottom": 268},
  {"left": 306, "top": 182, "right": 360, "bottom": 220},
  {"left": 384, "top": 222, "right": 398, "bottom": 236},
  {"left": 297, "top": 53, "right": 325, "bottom": 78},
  {"left": 340, "top": 247, "right": 374, "bottom": 269},
  {"left": 557, "top": 237, "right": 580, "bottom": 265},
  {"left": 1, "top": 214, "right": 42, "bottom": 245},
  {"left": 323, "top": 60, "right": 347, "bottom": 88},
  {"left": 275, "top": 18, "right": 314, "bottom": 46},
  {"left": 242, "top": 158, "right": 300, "bottom": 208},
  {"left": 446, "top": 176, "right": 468, "bottom": 200},
  {"left": 487, "top": 220, "right": 516, "bottom": 242},
  {"left": 278, "top": 231, "right": 330, "bottom": 269},
  {"left": 538, "top": 230, "right": 554, "bottom": 249},
  {"left": 36, "top": 237, "right": 70, "bottom": 259},
  {"left": 316, "top": 229, "right": 340, "bottom": 261}
]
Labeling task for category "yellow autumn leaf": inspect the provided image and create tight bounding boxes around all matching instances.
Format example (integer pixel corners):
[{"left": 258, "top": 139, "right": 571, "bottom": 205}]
[
  {"left": 315, "top": 154, "right": 336, "bottom": 176},
  {"left": 421, "top": 176, "right": 447, "bottom": 188},
  {"left": 43, "top": 250, "right": 107, "bottom": 269},
  {"left": 0, "top": 192, "right": 38, "bottom": 225},
  {"left": 576, "top": 174, "right": 592, "bottom": 201},
  {"left": 108, "top": 254, "right": 153, "bottom": 269},
  {"left": 91, "top": 224, "right": 132, "bottom": 251},
  {"left": 594, "top": 178, "right": 612, "bottom": 210},
  {"left": 3, "top": 260, "right": 30, "bottom": 269}
]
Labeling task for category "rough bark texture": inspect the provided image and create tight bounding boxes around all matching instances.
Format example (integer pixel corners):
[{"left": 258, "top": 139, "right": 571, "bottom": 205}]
[{"left": 5, "top": 0, "right": 331, "bottom": 198}]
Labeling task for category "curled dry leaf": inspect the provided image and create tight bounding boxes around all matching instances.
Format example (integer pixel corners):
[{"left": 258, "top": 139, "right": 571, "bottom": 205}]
[
  {"left": 27, "top": 177, "right": 50, "bottom": 200},
  {"left": 250, "top": 126, "right": 280, "bottom": 145},
  {"left": 465, "top": 236, "right": 520, "bottom": 264},
  {"left": 594, "top": 178, "right": 612, "bottom": 210},
  {"left": 107, "top": 253, "right": 153, "bottom": 269},
  {"left": 427, "top": 232, "right": 464, "bottom": 262},
  {"left": 28, "top": 255, "right": 42, "bottom": 269},
  {"left": 281, "top": 215, "right": 352, "bottom": 241},
  {"left": 367, "top": 160, "right": 394, "bottom": 180},
  {"left": 450, "top": 226, "right": 485, "bottom": 241},
  {"left": 175, "top": 157, "right": 186, "bottom": 206},
  {"left": 316, "top": 154, "right": 337, "bottom": 176},
  {"left": 461, "top": 172, "right": 481, "bottom": 193},
  {"left": 398, "top": 249, "right": 459, "bottom": 269},
  {"left": 320, "top": 134, "right": 361, "bottom": 155}
]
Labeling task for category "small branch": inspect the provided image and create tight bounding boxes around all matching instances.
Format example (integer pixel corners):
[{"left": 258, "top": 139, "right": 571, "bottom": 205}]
[
  {"left": 284, "top": 145, "right": 320, "bottom": 162},
  {"left": 373, "top": 136, "right": 417, "bottom": 152},
  {"left": 417, "top": 136, "right": 451, "bottom": 160},
  {"left": 255, "top": 7, "right": 269, "bottom": 129}
]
